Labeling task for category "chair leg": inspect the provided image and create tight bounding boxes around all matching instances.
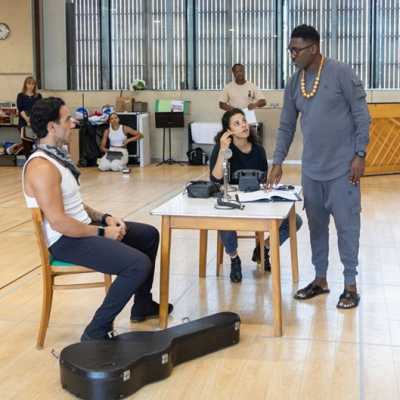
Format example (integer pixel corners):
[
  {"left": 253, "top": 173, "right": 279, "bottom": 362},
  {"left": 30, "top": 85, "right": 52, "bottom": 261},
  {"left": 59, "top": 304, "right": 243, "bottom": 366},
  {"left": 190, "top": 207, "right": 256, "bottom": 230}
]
[
  {"left": 216, "top": 233, "right": 224, "bottom": 276},
  {"left": 36, "top": 279, "right": 54, "bottom": 349},
  {"left": 104, "top": 274, "right": 112, "bottom": 292}
]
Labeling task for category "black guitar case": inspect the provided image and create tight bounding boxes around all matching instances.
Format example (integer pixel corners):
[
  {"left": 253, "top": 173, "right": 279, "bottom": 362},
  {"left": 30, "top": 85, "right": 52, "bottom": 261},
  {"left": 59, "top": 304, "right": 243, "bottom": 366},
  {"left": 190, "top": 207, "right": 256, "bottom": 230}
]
[{"left": 60, "top": 312, "right": 240, "bottom": 400}]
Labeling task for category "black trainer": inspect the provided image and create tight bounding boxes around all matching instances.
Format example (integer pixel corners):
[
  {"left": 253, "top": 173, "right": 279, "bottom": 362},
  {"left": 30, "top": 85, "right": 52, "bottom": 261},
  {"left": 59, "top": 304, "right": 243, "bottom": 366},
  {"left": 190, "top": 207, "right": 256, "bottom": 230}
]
[
  {"left": 230, "top": 256, "right": 242, "bottom": 283},
  {"left": 131, "top": 300, "right": 174, "bottom": 323},
  {"left": 80, "top": 329, "right": 116, "bottom": 342},
  {"left": 252, "top": 246, "right": 271, "bottom": 272}
]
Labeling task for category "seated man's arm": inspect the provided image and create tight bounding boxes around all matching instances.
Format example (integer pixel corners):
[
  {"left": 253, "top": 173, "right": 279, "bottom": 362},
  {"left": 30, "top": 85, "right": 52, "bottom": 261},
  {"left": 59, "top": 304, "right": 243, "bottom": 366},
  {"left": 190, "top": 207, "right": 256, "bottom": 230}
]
[
  {"left": 26, "top": 158, "right": 98, "bottom": 238},
  {"left": 83, "top": 203, "right": 104, "bottom": 225},
  {"left": 84, "top": 203, "right": 127, "bottom": 236}
]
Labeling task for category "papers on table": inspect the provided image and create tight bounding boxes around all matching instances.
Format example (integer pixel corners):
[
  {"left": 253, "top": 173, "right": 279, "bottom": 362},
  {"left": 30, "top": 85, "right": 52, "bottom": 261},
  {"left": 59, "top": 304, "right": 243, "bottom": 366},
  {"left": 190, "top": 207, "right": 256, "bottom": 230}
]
[
  {"left": 242, "top": 108, "right": 257, "bottom": 124},
  {"left": 237, "top": 185, "right": 302, "bottom": 203}
]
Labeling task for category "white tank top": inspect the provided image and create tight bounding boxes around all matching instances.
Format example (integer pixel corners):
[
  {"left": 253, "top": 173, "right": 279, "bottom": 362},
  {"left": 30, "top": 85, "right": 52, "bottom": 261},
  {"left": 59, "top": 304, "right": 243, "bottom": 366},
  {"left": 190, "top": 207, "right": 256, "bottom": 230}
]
[
  {"left": 109, "top": 125, "right": 126, "bottom": 147},
  {"left": 22, "top": 151, "right": 91, "bottom": 247}
]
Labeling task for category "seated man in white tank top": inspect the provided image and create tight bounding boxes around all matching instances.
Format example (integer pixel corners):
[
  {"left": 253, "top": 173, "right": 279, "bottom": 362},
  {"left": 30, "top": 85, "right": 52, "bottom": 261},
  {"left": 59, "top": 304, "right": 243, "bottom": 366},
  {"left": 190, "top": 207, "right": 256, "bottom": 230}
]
[
  {"left": 23, "top": 97, "right": 172, "bottom": 341},
  {"left": 98, "top": 112, "right": 141, "bottom": 172}
]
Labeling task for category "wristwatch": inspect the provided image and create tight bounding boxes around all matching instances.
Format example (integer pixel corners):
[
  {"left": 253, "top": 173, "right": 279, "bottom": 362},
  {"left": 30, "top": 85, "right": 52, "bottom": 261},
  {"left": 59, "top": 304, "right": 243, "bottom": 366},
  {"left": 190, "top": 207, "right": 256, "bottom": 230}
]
[
  {"left": 97, "top": 226, "right": 105, "bottom": 237},
  {"left": 355, "top": 151, "right": 366, "bottom": 158}
]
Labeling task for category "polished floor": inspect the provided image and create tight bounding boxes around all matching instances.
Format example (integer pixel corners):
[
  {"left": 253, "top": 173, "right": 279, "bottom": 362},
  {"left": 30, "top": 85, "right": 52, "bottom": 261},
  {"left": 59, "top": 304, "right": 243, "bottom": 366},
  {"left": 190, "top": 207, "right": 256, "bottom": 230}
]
[{"left": 0, "top": 164, "right": 399, "bottom": 399}]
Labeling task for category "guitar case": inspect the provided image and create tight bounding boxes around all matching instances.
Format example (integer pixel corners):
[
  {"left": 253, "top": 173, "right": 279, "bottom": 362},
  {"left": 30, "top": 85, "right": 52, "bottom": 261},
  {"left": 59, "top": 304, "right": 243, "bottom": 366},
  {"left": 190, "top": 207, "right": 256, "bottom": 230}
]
[{"left": 60, "top": 312, "right": 240, "bottom": 400}]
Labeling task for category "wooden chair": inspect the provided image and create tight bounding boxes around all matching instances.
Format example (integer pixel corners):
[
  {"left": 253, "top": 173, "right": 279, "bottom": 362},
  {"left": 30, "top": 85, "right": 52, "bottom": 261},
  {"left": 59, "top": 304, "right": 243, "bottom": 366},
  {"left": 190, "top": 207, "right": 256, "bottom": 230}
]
[
  {"left": 216, "top": 231, "right": 269, "bottom": 275},
  {"left": 31, "top": 208, "right": 112, "bottom": 349}
]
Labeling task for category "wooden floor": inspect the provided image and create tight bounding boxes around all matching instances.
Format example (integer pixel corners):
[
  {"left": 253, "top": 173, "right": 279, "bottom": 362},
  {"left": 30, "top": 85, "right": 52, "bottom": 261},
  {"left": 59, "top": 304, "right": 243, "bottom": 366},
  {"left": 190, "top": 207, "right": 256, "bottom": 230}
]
[{"left": 1, "top": 164, "right": 400, "bottom": 399}]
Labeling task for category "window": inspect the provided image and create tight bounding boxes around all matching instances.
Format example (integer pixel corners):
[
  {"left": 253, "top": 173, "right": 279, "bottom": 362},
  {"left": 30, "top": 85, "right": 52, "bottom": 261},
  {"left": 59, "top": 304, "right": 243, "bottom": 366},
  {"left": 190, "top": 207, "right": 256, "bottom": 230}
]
[
  {"left": 195, "top": 0, "right": 278, "bottom": 90},
  {"left": 149, "top": 0, "right": 186, "bottom": 90},
  {"left": 195, "top": 0, "right": 229, "bottom": 90},
  {"left": 374, "top": 0, "right": 400, "bottom": 88},
  {"left": 110, "top": 0, "right": 145, "bottom": 90},
  {"left": 66, "top": 1, "right": 400, "bottom": 90},
  {"left": 336, "top": 0, "right": 370, "bottom": 87},
  {"left": 73, "top": 0, "right": 101, "bottom": 90}
]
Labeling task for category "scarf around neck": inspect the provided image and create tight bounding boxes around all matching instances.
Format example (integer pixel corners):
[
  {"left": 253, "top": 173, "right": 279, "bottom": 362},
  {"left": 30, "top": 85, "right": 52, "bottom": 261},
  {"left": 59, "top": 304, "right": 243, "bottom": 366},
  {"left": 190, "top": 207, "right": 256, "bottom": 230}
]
[{"left": 35, "top": 144, "right": 81, "bottom": 185}]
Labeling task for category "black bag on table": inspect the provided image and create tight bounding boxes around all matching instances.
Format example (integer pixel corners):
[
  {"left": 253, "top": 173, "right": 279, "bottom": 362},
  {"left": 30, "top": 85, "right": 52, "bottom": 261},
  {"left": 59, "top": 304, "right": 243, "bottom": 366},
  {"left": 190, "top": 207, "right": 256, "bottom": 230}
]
[{"left": 186, "top": 180, "right": 220, "bottom": 198}]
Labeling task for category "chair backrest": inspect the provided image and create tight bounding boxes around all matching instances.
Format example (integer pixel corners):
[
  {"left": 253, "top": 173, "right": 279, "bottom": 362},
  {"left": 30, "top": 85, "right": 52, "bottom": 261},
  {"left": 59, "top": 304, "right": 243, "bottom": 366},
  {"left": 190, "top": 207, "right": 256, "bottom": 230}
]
[{"left": 31, "top": 208, "right": 52, "bottom": 279}]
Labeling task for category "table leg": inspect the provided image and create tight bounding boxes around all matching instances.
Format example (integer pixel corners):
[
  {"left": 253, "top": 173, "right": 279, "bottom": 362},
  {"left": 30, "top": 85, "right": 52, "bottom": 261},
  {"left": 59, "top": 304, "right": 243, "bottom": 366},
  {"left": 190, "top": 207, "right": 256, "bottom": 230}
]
[
  {"left": 289, "top": 204, "right": 299, "bottom": 283},
  {"left": 256, "top": 231, "right": 265, "bottom": 270},
  {"left": 270, "top": 219, "right": 282, "bottom": 337},
  {"left": 159, "top": 216, "right": 171, "bottom": 329},
  {"left": 216, "top": 233, "right": 224, "bottom": 276},
  {"left": 199, "top": 229, "right": 208, "bottom": 278}
]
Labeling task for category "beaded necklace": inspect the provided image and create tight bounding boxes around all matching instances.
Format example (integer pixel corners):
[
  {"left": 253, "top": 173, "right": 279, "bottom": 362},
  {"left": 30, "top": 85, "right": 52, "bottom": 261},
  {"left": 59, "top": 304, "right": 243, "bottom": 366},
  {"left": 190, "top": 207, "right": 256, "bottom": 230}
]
[{"left": 300, "top": 56, "right": 325, "bottom": 99}]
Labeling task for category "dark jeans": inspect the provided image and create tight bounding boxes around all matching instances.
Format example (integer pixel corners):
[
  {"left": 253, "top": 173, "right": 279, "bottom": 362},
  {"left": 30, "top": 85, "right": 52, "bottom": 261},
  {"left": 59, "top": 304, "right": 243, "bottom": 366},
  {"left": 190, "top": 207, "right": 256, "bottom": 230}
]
[
  {"left": 49, "top": 221, "right": 159, "bottom": 337},
  {"left": 219, "top": 214, "right": 303, "bottom": 256}
]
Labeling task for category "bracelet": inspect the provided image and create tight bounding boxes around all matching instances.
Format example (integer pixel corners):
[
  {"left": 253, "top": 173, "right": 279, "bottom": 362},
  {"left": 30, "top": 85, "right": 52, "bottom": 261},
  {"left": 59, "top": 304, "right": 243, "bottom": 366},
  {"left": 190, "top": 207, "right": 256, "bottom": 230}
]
[
  {"left": 97, "top": 226, "right": 105, "bottom": 237},
  {"left": 101, "top": 213, "right": 112, "bottom": 226}
]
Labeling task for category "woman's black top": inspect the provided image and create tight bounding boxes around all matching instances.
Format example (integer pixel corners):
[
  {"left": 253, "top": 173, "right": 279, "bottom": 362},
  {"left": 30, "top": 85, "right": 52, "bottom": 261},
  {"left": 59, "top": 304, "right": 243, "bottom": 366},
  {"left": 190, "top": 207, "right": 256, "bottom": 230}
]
[
  {"left": 209, "top": 142, "right": 268, "bottom": 184},
  {"left": 16, "top": 92, "right": 42, "bottom": 128}
]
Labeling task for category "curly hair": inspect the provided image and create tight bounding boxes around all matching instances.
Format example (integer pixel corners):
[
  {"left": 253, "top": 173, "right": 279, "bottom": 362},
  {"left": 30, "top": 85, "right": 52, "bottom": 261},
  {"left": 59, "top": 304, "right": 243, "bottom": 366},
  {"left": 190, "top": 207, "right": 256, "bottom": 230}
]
[{"left": 30, "top": 97, "right": 65, "bottom": 139}]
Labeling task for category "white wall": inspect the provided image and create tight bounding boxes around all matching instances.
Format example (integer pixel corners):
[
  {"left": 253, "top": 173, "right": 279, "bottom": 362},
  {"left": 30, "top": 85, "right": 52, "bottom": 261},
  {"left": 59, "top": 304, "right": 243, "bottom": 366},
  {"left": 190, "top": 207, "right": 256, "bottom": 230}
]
[{"left": 0, "top": 0, "right": 33, "bottom": 101}]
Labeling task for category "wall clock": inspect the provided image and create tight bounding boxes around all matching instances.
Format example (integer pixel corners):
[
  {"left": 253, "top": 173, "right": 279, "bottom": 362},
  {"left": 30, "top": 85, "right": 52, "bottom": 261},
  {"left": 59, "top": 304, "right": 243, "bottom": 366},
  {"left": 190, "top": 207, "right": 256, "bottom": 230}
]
[{"left": 0, "top": 23, "right": 10, "bottom": 40}]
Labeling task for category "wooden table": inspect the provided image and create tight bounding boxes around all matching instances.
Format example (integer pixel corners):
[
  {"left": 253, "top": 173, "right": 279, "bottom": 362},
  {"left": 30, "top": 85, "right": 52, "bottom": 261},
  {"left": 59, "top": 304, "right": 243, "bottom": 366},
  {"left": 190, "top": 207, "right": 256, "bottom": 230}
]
[{"left": 151, "top": 193, "right": 299, "bottom": 337}]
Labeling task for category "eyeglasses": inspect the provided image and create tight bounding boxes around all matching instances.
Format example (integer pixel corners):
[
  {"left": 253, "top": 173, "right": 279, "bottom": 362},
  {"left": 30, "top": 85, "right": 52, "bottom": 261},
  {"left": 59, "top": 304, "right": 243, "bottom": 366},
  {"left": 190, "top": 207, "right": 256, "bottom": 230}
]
[{"left": 287, "top": 43, "right": 314, "bottom": 55}]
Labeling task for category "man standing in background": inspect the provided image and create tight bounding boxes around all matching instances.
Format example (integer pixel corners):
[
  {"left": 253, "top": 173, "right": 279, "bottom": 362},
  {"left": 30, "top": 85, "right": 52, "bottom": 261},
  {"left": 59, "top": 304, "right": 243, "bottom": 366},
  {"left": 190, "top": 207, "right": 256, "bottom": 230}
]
[{"left": 219, "top": 64, "right": 266, "bottom": 112}]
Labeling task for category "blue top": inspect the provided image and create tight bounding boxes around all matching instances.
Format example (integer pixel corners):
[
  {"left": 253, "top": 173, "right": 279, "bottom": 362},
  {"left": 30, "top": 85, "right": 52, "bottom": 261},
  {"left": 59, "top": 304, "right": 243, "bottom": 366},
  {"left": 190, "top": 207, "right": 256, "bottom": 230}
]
[
  {"left": 273, "top": 58, "right": 371, "bottom": 181},
  {"left": 16, "top": 92, "right": 42, "bottom": 128}
]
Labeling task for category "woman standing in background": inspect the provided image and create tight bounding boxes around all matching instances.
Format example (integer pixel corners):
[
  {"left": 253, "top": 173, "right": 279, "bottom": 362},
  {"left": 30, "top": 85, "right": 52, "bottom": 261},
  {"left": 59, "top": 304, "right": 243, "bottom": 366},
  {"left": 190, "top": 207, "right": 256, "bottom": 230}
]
[{"left": 17, "top": 76, "right": 42, "bottom": 157}]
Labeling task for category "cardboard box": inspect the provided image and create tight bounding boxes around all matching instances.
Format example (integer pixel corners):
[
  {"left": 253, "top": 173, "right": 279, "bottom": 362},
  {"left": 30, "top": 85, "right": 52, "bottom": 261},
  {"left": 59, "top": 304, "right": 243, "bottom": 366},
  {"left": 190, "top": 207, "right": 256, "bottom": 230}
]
[
  {"left": 133, "top": 101, "right": 148, "bottom": 112},
  {"left": 115, "top": 92, "right": 134, "bottom": 112}
]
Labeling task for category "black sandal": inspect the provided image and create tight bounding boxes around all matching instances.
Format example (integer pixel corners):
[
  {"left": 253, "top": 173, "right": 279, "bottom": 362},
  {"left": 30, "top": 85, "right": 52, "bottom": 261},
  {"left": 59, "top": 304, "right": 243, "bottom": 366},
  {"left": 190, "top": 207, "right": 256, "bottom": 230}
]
[
  {"left": 294, "top": 282, "right": 330, "bottom": 300},
  {"left": 336, "top": 289, "right": 360, "bottom": 309}
]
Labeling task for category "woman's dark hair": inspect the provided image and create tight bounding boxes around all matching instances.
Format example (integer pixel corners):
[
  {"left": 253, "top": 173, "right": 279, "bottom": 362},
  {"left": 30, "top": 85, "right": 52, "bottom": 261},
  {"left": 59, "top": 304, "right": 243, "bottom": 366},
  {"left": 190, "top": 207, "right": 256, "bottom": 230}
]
[
  {"left": 108, "top": 112, "right": 119, "bottom": 125},
  {"left": 291, "top": 24, "right": 320, "bottom": 44},
  {"left": 214, "top": 108, "right": 257, "bottom": 144},
  {"left": 30, "top": 97, "right": 66, "bottom": 139}
]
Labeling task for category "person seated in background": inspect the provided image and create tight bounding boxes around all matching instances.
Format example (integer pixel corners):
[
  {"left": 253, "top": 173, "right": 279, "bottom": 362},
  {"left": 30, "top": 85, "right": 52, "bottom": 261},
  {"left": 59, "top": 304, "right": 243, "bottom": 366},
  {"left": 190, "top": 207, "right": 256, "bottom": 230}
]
[
  {"left": 23, "top": 97, "right": 172, "bottom": 341},
  {"left": 209, "top": 108, "right": 303, "bottom": 283},
  {"left": 17, "top": 76, "right": 42, "bottom": 157},
  {"left": 98, "top": 112, "right": 142, "bottom": 171}
]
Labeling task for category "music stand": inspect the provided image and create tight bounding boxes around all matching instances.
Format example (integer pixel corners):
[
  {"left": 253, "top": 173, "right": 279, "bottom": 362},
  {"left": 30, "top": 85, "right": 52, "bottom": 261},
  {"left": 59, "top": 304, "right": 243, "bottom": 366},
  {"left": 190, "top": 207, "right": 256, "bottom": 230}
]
[{"left": 155, "top": 112, "right": 185, "bottom": 166}]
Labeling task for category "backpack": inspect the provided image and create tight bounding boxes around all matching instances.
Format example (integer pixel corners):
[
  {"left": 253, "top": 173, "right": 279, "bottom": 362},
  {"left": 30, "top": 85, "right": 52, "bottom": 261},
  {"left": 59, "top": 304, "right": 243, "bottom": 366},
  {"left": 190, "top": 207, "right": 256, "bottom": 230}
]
[{"left": 186, "top": 147, "right": 208, "bottom": 165}]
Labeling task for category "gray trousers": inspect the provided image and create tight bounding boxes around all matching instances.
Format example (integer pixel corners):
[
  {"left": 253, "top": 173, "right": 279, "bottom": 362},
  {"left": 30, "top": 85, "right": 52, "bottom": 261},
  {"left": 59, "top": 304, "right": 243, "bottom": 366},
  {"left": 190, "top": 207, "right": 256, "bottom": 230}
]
[{"left": 302, "top": 173, "right": 361, "bottom": 285}]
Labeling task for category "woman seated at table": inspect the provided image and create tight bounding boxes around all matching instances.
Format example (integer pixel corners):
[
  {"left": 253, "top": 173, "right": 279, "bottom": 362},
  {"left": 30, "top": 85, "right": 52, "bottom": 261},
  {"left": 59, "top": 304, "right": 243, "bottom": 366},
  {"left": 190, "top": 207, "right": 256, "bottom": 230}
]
[
  {"left": 99, "top": 112, "right": 141, "bottom": 171},
  {"left": 209, "top": 108, "right": 303, "bottom": 283}
]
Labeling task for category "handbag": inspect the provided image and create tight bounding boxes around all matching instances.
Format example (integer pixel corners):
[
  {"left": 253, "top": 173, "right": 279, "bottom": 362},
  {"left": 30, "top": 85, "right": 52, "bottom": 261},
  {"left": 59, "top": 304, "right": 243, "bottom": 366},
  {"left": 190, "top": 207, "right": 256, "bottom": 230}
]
[{"left": 186, "top": 180, "right": 220, "bottom": 198}]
